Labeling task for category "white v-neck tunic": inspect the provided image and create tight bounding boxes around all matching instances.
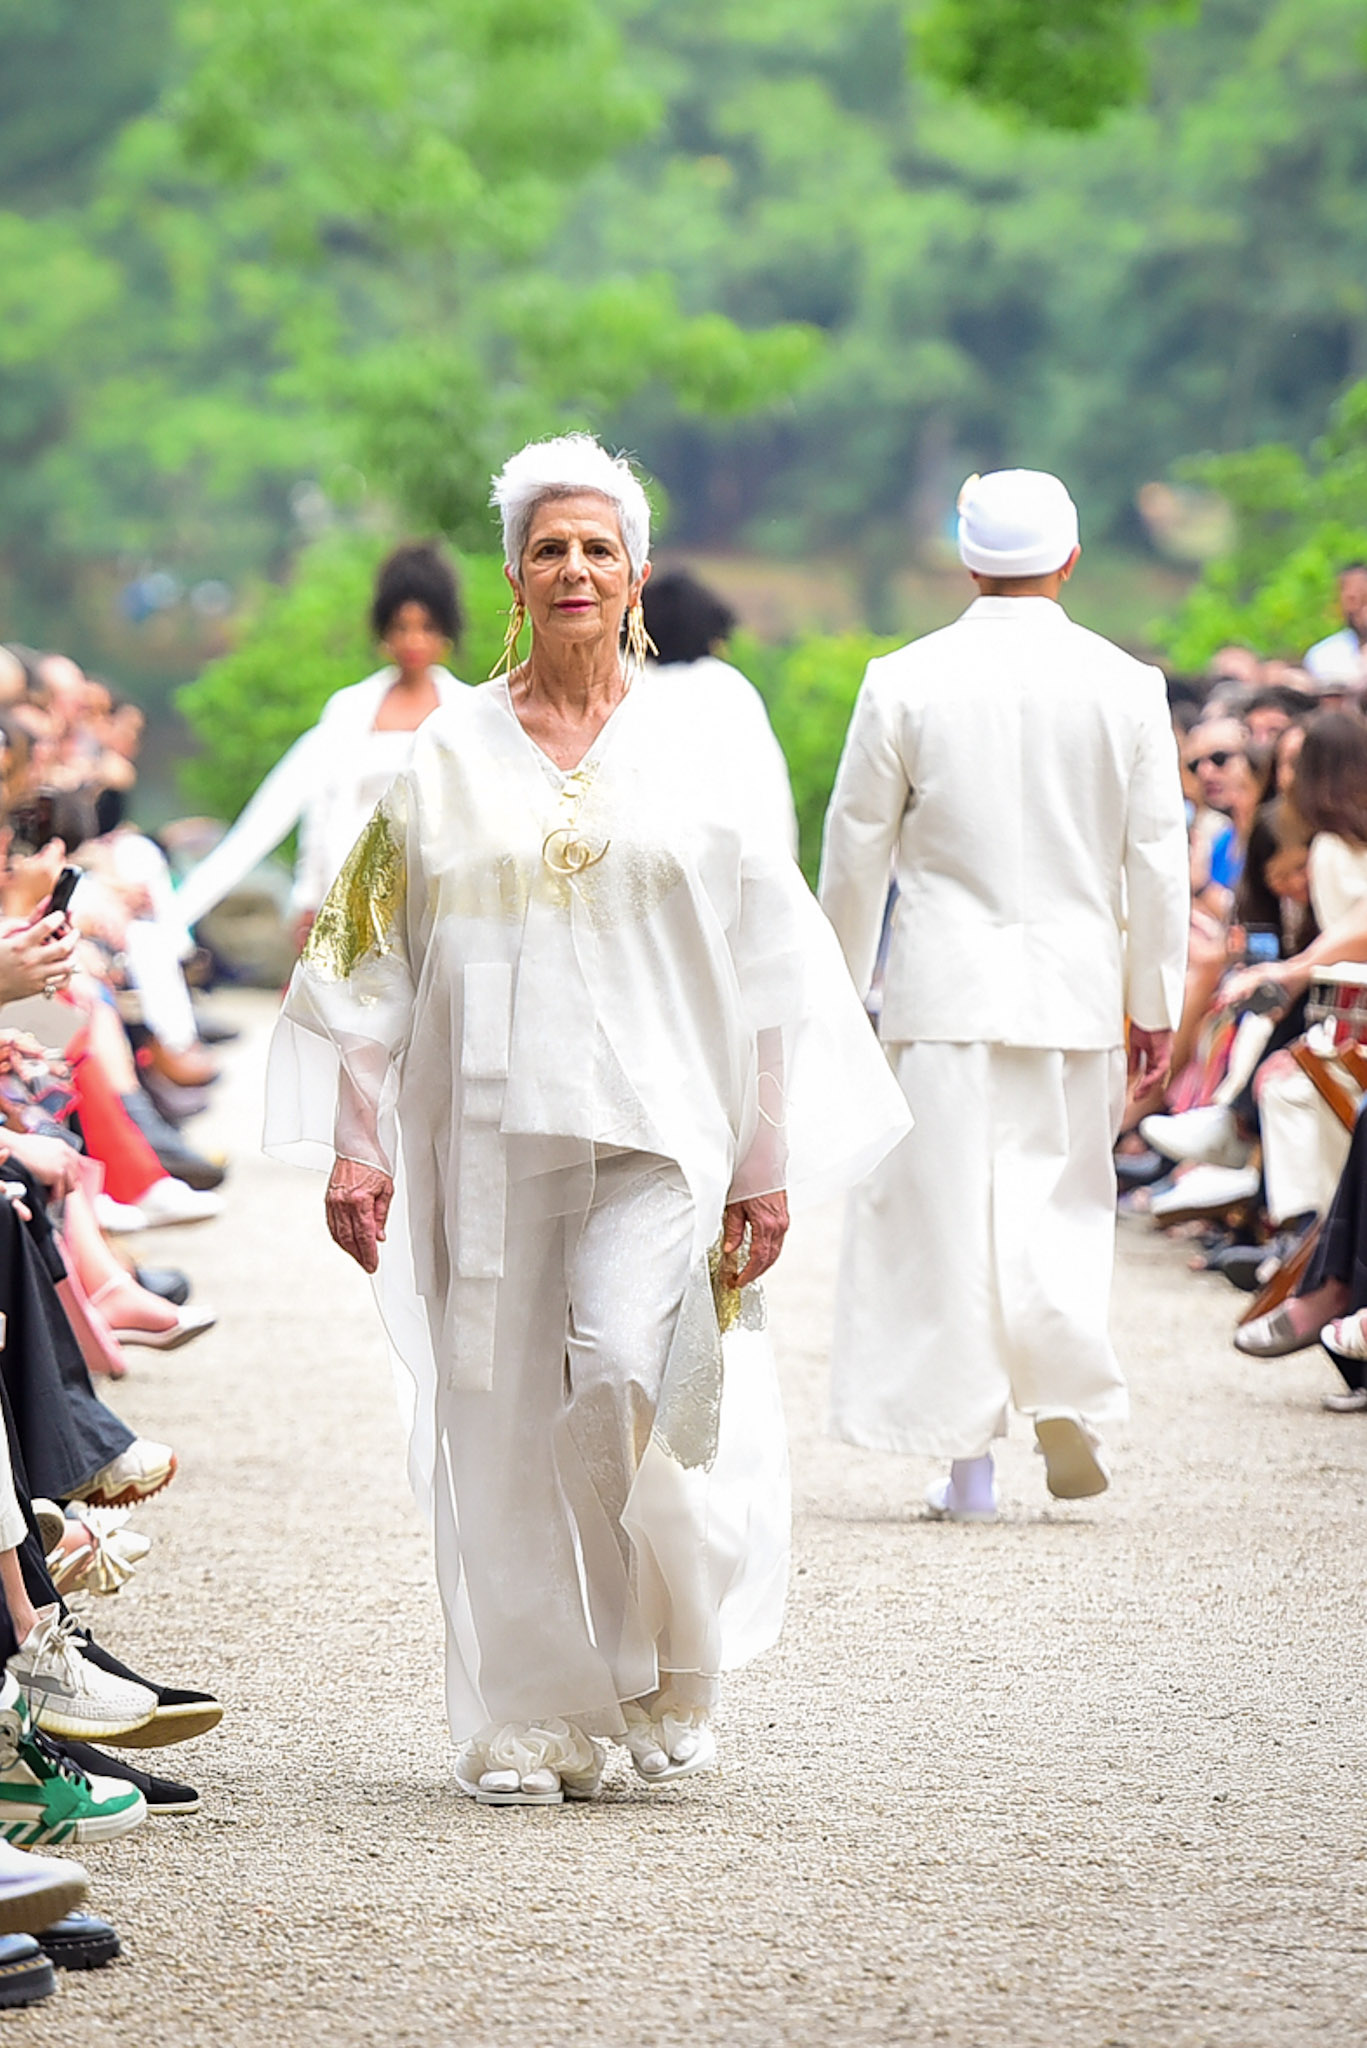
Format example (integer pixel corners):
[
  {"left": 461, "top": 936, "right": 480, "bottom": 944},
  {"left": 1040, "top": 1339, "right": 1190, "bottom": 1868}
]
[{"left": 264, "top": 672, "right": 908, "bottom": 1741}]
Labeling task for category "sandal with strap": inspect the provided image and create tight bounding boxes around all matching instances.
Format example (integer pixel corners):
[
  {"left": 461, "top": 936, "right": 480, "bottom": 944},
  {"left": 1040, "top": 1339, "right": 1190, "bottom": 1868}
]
[
  {"left": 44, "top": 1506, "right": 148, "bottom": 1597},
  {"left": 88, "top": 1277, "right": 217, "bottom": 1353}
]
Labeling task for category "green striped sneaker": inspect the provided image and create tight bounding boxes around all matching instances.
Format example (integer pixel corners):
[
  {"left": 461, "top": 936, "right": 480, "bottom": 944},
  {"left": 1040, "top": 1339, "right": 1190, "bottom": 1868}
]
[{"left": 0, "top": 1678, "right": 145, "bottom": 1847}]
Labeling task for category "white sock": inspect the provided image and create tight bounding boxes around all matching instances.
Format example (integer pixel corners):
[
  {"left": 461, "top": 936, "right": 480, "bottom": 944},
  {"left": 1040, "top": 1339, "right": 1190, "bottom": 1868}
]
[{"left": 947, "top": 1453, "right": 996, "bottom": 1513}]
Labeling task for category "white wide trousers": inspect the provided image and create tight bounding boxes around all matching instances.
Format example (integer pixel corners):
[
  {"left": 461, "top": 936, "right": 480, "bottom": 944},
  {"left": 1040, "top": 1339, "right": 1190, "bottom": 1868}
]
[
  {"left": 424, "top": 1150, "right": 789, "bottom": 1743},
  {"left": 830, "top": 1042, "right": 1129, "bottom": 1460},
  {"left": 1257, "top": 1053, "right": 1359, "bottom": 1226}
]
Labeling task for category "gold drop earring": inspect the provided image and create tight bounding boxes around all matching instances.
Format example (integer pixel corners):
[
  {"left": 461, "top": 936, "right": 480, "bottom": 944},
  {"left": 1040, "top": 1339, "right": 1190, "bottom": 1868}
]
[
  {"left": 489, "top": 598, "right": 526, "bottom": 681},
  {"left": 624, "top": 600, "right": 656, "bottom": 679}
]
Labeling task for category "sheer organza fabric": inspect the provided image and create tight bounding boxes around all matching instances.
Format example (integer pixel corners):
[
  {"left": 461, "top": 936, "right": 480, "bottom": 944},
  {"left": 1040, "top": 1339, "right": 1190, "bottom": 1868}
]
[{"left": 264, "top": 676, "right": 909, "bottom": 1741}]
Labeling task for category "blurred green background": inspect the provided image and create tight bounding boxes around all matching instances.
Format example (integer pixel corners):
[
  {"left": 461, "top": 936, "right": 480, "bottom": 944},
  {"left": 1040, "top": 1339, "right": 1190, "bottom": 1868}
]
[{"left": 3, "top": 0, "right": 1367, "bottom": 871}]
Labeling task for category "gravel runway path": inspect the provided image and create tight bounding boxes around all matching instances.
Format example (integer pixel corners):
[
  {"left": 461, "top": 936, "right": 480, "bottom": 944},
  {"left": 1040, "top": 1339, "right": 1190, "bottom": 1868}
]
[{"left": 34, "top": 991, "right": 1367, "bottom": 2046}]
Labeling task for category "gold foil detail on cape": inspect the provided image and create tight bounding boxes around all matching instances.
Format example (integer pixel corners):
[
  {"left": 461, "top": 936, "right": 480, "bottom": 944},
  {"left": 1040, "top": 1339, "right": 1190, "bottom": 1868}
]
[
  {"left": 708, "top": 1233, "right": 768, "bottom": 1336},
  {"left": 651, "top": 1239, "right": 767, "bottom": 1472},
  {"left": 653, "top": 1257, "right": 725, "bottom": 1472},
  {"left": 303, "top": 805, "right": 406, "bottom": 982},
  {"left": 709, "top": 1236, "right": 742, "bottom": 1333}
]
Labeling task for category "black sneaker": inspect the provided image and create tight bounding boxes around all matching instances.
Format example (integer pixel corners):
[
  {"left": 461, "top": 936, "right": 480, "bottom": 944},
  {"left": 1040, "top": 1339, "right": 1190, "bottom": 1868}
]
[
  {"left": 73, "top": 1636, "right": 222, "bottom": 1748},
  {"left": 53, "top": 1741, "right": 199, "bottom": 1815}
]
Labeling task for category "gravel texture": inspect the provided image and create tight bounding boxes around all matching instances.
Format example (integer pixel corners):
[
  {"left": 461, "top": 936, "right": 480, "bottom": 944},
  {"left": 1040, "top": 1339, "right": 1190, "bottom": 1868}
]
[{"left": 30, "top": 990, "right": 1367, "bottom": 2045}]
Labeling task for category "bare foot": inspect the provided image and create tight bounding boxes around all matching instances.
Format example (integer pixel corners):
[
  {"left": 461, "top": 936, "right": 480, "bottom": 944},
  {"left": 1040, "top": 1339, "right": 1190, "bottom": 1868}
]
[{"left": 1283, "top": 1278, "right": 1350, "bottom": 1338}]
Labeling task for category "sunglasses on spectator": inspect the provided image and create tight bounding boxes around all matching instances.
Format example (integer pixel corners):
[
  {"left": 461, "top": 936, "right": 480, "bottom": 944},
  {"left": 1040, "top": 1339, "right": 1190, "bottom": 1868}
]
[{"left": 1186, "top": 749, "right": 1241, "bottom": 771}]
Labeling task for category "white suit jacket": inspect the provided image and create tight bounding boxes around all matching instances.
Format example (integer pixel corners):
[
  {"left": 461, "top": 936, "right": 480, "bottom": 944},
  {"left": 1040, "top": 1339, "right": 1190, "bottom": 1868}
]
[{"left": 819, "top": 597, "right": 1189, "bottom": 1050}]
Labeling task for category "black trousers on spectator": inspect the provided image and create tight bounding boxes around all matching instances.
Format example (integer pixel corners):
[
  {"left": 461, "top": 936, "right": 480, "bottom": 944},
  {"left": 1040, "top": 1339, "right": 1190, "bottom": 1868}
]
[
  {"left": 0, "top": 1180, "right": 132, "bottom": 1504},
  {"left": 1299, "top": 1104, "right": 1367, "bottom": 1389},
  {"left": 0, "top": 1419, "right": 69, "bottom": 1666}
]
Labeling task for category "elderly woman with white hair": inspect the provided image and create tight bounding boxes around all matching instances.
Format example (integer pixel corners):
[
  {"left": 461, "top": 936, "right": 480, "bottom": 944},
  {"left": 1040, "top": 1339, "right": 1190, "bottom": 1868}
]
[{"left": 264, "top": 434, "right": 909, "bottom": 1806}]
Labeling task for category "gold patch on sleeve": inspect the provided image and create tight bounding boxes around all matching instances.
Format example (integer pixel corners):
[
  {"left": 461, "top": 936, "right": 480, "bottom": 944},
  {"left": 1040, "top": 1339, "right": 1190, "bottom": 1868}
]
[{"left": 303, "top": 806, "right": 406, "bottom": 981}]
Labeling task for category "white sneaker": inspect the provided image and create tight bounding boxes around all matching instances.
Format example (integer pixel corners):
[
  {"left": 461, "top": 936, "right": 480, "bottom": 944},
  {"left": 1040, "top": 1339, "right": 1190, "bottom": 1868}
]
[
  {"left": 1140, "top": 1105, "right": 1250, "bottom": 1169},
  {"left": 1150, "top": 1163, "right": 1261, "bottom": 1220},
  {"left": 92, "top": 1193, "right": 148, "bottom": 1234},
  {"left": 0, "top": 1835, "right": 88, "bottom": 1937},
  {"left": 7, "top": 1607, "right": 158, "bottom": 1741},
  {"left": 135, "top": 1179, "right": 222, "bottom": 1227},
  {"left": 80, "top": 1439, "right": 177, "bottom": 1507}
]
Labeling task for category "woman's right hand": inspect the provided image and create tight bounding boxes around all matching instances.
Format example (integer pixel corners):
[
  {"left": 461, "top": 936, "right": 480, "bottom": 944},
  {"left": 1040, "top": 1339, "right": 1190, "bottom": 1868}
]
[
  {"left": 0, "top": 914, "right": 78, "bottom": 1003},
  {"left": 2, "top": 839, "right": 66, "bottom": 923},
  {"left": 325, "top": 1157, "right": 393, "bottom": 1273}
]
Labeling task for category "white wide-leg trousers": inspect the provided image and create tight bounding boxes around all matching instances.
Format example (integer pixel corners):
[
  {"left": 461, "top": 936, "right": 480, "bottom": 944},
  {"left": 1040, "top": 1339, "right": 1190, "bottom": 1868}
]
[
  {"left": 1256, "top": 1052, "right": 1359, "bottom": 1226},
  {"left": 830, "top": 1041, "right": 1129, "bottom": 1460},
  {"left": 429, "top": 1150, "right": 788, "bottom": 1743}
]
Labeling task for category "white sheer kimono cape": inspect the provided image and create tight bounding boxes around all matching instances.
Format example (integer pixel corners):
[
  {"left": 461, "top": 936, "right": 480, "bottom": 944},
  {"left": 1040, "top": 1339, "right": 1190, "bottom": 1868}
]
[{"left": 264, "top": 677, "right": 910, "bottom": 1729}]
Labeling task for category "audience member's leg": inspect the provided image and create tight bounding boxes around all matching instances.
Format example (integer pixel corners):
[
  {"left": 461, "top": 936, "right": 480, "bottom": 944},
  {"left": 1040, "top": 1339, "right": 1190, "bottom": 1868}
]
[
  {"left": 0, "top": 1198, "right": 135, "bottom": 1502},
  {"left": 67, "top": 1026, "right": 165, "bottom": 1206}
]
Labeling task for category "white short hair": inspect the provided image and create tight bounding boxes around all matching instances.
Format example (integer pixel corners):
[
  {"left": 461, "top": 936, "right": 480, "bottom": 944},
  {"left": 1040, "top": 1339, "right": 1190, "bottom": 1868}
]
[{"left": 490, "top": 433, "right": 651, "bottom": 577}]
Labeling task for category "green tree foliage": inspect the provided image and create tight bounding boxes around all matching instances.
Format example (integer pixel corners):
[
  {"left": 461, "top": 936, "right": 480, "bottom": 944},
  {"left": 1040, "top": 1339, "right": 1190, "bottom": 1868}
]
[
  {"left": 582, "top": 0, "right": 1367, "bottom": 558},
  {"left": 1160, "top": 383, "right": 1367, "bottom": 667},
  {"left": 915, "top": 0, "right": 1195, "bottom": 132},
  {"left": 14, "top": 0, "right": 1363, "bottom": 609},
  {"left": 0, "top": 0, "right": 817, "bottom": 598}
]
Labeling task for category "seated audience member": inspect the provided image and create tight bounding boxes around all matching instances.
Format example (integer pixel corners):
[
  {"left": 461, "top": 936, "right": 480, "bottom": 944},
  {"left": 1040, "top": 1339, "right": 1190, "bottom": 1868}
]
[
  {"left": 1304, "top": 563, "right": 1367, "bottom": 686},
  {"left": 1234, "top": 1103, "right": 1367, "bottom": 1387},
  {"left": 1243, "top": 684, "right": 1318, "bottom": 748},
  {"left": 1169, "top": 714, "right": 1367, "bottom": 1284},
  {"left": 1207, "top": 644, "right": 1263, "bottom": 688},
  {"left": 1185, "top": 717, "right": 1269, "bottom": 908}
]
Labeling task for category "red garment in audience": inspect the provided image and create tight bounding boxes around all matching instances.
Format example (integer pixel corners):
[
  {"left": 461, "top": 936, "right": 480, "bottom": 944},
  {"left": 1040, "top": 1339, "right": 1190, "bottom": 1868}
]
[{"left": 67, "top": 1028, "right": 162, "bottom": 1204}]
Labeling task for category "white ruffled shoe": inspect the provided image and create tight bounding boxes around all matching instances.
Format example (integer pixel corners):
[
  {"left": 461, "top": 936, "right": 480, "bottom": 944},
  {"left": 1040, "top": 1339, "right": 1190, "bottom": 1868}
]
[
  {"left": 455, "top": 1719, "right": 604, "bottom": 1807},
  {"left": 621, "top": 1694, "right": 717, "bottom": 1785}
]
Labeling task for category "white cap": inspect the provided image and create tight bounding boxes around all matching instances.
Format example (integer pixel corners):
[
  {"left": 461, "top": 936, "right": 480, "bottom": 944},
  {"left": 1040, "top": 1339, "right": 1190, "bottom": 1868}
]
[{"left": 957, "top": 469, "right": 1080, "bottom": 578}]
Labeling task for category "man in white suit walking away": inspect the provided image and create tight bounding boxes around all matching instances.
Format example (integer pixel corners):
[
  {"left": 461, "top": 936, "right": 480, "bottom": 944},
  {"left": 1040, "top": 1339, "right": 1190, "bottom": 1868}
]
[{"left": 819, "top": 470, "right": 1189, "bottom": 1519}]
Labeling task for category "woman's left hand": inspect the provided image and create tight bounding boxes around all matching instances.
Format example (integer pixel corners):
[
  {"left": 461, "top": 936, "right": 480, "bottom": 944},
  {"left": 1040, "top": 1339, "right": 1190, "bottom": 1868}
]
[
  {"left": 325, "top": 1157, "right": 393, "bottom": 1273},
  {"left": 723, "top": 1190, "right": 790, "bottom": 1290}
]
